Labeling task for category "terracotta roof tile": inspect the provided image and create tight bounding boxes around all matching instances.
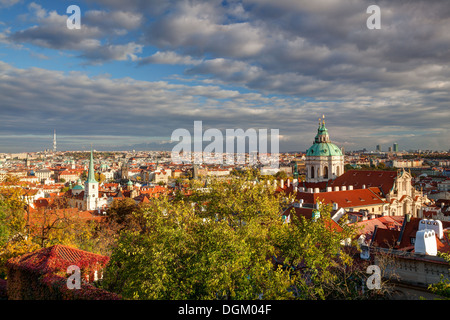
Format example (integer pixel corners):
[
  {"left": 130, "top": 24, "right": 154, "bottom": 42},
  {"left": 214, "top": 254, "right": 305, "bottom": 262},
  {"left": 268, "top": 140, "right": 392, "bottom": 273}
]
[
  {"left": 329, "top": 170, "right": 397, "bottom": 195},
  {"left": 6, "top": 245, "right": 109, "bottom": 275}
]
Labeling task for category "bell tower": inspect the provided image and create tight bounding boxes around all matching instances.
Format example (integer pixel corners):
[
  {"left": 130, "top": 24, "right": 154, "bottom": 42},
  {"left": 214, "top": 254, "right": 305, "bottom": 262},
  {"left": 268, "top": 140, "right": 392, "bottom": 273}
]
[{"left": 84, "top": 149, "right": 99, "bottom": 210}]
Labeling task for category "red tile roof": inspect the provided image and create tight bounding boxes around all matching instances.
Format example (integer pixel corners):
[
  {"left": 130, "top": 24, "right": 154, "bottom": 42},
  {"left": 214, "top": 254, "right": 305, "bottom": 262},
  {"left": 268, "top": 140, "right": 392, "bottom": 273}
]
[
  {"left": 329, "top": 170, "right": 398, "bottom": 196},
  {"left": 290, "top": 187, "right": 386, "bottom": 209},
  {"left": 6, "top": 245, "right": 109, "bottom": 275},
  {"left": 372, "top": 217, "right": 450, "bottom": 253},
  {"left": 353, "top": 218, "right": 391, "bottom": 236},
  {"left": 371, "top": 228, "right": 401, "bottom": 249},
  {"left": 313, "top": 187, "right": 386, "bottom": 208}
]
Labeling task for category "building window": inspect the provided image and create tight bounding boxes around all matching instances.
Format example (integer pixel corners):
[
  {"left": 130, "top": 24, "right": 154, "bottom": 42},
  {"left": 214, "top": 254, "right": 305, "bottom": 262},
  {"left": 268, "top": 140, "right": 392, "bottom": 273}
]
[{"left": 410, "top": 237, "right": 415, "bottom": 244}]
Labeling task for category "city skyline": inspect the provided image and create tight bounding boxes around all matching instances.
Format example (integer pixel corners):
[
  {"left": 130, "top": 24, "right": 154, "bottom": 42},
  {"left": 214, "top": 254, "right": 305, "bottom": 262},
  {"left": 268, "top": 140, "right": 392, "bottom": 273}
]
[{"left": 0, "top": 0, "right": 449, "bottom": 153}]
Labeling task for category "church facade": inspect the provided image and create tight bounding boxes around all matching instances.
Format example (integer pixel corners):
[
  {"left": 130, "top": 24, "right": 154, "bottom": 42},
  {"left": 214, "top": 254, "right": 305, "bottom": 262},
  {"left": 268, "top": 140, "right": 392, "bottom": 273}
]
[
  {"left": 291, "top": 117, "right": 429, "bottom": 219},
  {"left": 67, "top": 150, "right": 108, "bottom": 212}
]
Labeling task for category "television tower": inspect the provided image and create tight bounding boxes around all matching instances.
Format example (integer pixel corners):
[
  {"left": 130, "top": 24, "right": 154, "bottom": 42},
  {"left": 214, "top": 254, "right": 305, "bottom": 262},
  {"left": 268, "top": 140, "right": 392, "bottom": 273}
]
[{"left": 53, "top": 130, "right": 57, "bottom": 153}]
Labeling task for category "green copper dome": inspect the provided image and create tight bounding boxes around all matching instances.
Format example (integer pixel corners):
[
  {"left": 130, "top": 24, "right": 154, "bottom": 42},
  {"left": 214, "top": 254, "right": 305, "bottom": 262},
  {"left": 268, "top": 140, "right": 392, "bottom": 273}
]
[
  {"left": 306, "top": 122, "right": 343, "bottom": 157},
  {"left": 306, "top": 142, "right": 343, "bottom": 156}
]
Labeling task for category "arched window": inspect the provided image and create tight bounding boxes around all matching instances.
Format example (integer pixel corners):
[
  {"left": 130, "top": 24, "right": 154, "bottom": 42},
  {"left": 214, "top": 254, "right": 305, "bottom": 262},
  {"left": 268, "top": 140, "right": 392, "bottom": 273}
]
[
  {"left": 311, "top": 166, "right": 315, "bottom": 179},
  {"left": 324, "top": 166, "right": 329, "bottom": 179},
  {"left": 336, "top": 166, "right": 340, "bottom": 176}
]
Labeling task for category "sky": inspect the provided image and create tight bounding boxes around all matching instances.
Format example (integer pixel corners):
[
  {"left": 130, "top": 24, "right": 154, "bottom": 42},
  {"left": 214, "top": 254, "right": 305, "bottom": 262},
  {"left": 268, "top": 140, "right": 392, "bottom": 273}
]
[{"left": 0, "top": 0, "right": 449, "bottom": 153}]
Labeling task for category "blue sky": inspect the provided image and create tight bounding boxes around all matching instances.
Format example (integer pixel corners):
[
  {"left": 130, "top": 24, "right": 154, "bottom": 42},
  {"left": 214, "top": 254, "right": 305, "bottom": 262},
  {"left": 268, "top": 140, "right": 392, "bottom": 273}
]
[{"left": 0, "top": 0, "right": 449, "bottom": 153}]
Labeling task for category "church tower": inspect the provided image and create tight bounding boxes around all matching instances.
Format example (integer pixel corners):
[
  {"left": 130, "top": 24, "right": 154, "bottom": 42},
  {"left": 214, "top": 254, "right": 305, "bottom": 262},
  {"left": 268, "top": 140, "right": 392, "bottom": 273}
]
[
  {"left": 84, "top": 149, "right": 99, "bottom": 210},
  {"left": 305, "top": 116, "right": 344, "bottom": 183}
]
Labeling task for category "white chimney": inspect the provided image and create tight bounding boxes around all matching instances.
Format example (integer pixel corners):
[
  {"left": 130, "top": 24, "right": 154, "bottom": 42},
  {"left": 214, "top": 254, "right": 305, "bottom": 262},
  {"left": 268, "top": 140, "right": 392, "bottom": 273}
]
[
  {"left": 334, "top": 186, "right": 340, "bottom": 191},
  {"left": 287, "top": 179, "right": 291, "bottom": 187},
  {"left": 327, "top": 187, "right": 332, "bottom": 192},
  {"left": 308, "top": 188, "right": 313, "bottom": 193},
  {"left": 341, "top": 186, "right": 347, "bottom": 191},
  {"left": 314, "top": 188, "right": 320, "bottom": 193},
  {"left": 281, "top": 179, "right": 284, "bottom": 188},
  {"left": 418, "top": 219, "right": 444, "bottom": 239},
  {"left": 414, "top": 229, "right": 437, "bottom": 256},
  {"left": 349, "top": 185, "right": 353, "bottom": 190},
  {"left": 362, "top": 184, "right": 366, "bottom": 189}
]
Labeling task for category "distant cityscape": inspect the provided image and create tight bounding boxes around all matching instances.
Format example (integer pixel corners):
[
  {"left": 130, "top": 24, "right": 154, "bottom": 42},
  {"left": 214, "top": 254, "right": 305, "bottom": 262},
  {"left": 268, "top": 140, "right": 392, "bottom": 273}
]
[{"left": 1, "top": 0, "right": 449, "bottom": 304}]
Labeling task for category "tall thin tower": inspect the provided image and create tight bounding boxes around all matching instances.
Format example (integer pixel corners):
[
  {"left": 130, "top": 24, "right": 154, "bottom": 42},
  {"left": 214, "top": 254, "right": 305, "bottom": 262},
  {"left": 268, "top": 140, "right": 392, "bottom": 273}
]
[{"left": 53, "top": 130, "right": 57, "bottom": 153}]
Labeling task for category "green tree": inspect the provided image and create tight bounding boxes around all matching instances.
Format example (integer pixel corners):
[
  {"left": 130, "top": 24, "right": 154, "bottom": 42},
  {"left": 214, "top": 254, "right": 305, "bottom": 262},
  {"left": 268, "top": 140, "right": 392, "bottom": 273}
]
[
  {"left": 95, "top": 173, "right": 106, "bottom": 183},
  {"left": 377, "top": 162, "right": 386, "bottom": 170},
  {"left": 100, "top": 178, "right": 382, "bottom": 300},
  {"left": 102, "top": 195, "right": 293, "bottom": 299},
  {"left": 274, "top": 170, "right": 287, "bottom": 180},
  {"left": 428, "top": 252, "right": 450, "bottom": 299},
  {"left": 0, "top": 176, "right": 40, "bottom": 277},
  {"left": 106, "top": 198, "right": 139, "bottom": 229},
  {"left": 273, "top": 202, "right": 362, "bottom": 299}
]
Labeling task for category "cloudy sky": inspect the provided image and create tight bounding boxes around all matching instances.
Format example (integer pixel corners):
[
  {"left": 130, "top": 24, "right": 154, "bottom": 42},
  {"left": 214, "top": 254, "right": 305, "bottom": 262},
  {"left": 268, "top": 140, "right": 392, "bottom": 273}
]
[{"left": 0, "top": 0, "right": 449, "bottom": 153}]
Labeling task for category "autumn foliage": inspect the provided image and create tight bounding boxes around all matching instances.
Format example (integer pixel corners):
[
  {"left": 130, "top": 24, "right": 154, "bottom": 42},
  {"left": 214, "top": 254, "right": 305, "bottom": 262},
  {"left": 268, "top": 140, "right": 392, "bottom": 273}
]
[{"left": 5, "top": 245, "right": 120, "bottom": 300}]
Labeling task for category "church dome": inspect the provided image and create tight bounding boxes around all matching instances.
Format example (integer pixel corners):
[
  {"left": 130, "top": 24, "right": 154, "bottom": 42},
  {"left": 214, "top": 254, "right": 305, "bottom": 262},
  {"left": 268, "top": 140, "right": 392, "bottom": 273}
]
[
  {"left": 306, "top": 142, "right": 343, "bottom": 157},
  {"left": 306, "top": 120, "right": 343, "bottom": 157}
]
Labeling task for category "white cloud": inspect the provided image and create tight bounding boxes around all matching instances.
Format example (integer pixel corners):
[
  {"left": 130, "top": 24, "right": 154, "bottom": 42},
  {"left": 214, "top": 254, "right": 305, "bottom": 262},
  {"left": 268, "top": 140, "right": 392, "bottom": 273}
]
[
  {"left": 84, "top": 10, "right": 144, "bottom": 32},
  {"left": 1, "top": 0, "right": 449, "bottom": 152},
  {"left": 0, "top": 0, "right": 20, "bottom": 8},
  {"left": 8, "top": 3, "right": 144, "bottom": 64},
  {"left": 139, "top": 51, "right": 202, "bottom": 66}
]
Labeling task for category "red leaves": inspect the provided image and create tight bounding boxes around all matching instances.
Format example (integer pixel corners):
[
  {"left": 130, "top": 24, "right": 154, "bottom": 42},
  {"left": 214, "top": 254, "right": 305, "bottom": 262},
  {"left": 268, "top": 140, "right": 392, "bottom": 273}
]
[{"left": 6, "top": 245, "right": 121, "bottom": 300}]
